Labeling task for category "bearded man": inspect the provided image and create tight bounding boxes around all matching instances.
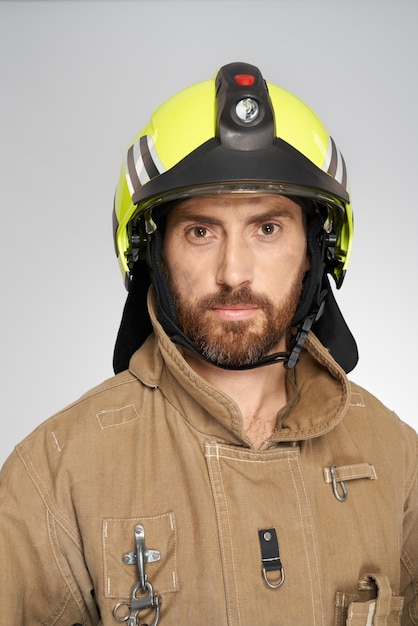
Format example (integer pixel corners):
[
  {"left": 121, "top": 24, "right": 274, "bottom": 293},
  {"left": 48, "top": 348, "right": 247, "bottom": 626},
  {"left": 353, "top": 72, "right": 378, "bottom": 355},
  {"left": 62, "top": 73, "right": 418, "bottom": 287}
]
[{"left": 1, "top": 62, "right": 417, "bottom": 626}]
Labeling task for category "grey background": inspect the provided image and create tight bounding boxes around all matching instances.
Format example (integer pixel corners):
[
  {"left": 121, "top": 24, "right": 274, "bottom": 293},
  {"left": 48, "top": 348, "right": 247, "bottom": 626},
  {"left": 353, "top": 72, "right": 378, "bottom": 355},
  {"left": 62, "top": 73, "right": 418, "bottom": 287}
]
[{"left": 1, "top": 0, "right": 417, "bottom": 466}]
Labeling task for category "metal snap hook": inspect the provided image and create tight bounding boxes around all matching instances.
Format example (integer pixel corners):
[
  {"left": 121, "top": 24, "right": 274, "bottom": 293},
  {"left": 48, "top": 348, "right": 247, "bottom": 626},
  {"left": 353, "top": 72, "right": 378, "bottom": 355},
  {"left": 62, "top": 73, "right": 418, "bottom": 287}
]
[
  {"left": 116, "top": 525, "right": 162, "bottom": 625},
  {"left": 330, "top": 464, "right": 348, "bottom": 502},
  {"left": 112, "top": 581, "right": 161, "bottom": 626}
]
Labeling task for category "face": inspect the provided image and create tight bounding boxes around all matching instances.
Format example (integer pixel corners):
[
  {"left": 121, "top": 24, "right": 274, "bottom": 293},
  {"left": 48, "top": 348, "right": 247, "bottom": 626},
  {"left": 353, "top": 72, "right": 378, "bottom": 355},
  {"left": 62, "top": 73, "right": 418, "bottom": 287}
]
[{"left": 162, "top": 194, "right": 310, "bottom": 368}]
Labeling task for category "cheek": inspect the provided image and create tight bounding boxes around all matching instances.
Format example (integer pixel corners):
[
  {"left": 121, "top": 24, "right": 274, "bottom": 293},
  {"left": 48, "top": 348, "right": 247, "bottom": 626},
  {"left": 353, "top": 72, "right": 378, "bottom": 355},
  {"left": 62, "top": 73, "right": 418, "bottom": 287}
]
[
  {"left": 290, "top": 238, "right": 310, "bottom": 275},
  {"left": 164, "top": 241, "right": 214, "bottom": 294},
  {"left": 258, "top": 246, "right": 308, "bottom": 298},
  {"left": 266, "top": 242, "right": 309, "bottom": 276},
  {"left": 164, "top": 259, "right": 202, "bottom": 301},
  {"left": 162, "top": 242, "right": 186, "bottom": 289}
]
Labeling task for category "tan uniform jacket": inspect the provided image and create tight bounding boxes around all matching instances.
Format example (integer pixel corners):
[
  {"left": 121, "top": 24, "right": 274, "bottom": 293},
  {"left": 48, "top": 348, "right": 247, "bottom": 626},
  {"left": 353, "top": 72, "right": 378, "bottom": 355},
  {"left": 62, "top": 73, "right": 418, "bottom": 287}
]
[{"left": 1, "top": 303, "right": 417, "bottom": 625}]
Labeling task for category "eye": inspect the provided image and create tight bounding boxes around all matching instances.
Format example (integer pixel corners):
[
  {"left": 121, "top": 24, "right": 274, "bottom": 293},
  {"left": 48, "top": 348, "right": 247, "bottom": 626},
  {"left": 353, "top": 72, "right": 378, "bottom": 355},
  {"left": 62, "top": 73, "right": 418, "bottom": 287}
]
[
  {"left": 189, "top": 226, "right": 209, "bottom": 238},
  {"left": 259, "top": 223, "right": 279, "bottom": 236}
]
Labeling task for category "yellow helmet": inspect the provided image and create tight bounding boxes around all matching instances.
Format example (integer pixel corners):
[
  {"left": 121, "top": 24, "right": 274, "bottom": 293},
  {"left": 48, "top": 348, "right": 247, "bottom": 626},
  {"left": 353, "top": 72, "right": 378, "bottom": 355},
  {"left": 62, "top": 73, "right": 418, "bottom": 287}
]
[{"left": 113, "top": 62, "right": 357, "bottom": 374}]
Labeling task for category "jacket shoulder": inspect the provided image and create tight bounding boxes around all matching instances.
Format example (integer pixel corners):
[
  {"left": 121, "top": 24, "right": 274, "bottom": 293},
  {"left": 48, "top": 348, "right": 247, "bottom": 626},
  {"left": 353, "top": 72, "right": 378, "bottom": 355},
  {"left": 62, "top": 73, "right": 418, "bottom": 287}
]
[
  {"left": 13, "top": 369, "right": 146, "bottom": 467},
  {"left": 346, "top": 379, "right": 418, "bottom": 480},
  {"left": 348, "top": 379, "right": 415, "bottom": 429}
]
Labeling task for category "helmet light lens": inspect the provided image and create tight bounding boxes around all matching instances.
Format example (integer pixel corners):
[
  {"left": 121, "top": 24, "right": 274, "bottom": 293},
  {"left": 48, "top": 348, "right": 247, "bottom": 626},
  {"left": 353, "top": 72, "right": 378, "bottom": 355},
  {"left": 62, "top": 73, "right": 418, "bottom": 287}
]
[{"left": 235, "top": 97, "right": 259, "bottom": 123}]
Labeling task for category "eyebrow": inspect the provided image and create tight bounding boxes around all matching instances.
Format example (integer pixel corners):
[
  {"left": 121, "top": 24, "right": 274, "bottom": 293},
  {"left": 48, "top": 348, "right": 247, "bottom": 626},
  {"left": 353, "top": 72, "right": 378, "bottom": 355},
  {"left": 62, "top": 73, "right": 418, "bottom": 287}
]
[
  {"left": 173, "top": 213, "right": 223, "bottom": 226},
  {"left": 172, "top": 207, "right": 297, "bottom": 227},
  {"left": 245, "top": 209, "right": 297, "bottom": 225}
]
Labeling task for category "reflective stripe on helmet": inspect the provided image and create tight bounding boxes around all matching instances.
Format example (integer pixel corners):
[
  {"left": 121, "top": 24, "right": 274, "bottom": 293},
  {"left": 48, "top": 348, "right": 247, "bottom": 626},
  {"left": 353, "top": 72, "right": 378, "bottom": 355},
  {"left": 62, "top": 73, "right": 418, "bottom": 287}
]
[
  {"left": 125, "top": 135, "right": 166, "bottom": 196},
  {"left": 324, "top": 136, "right": 348, "bottom": 192}
]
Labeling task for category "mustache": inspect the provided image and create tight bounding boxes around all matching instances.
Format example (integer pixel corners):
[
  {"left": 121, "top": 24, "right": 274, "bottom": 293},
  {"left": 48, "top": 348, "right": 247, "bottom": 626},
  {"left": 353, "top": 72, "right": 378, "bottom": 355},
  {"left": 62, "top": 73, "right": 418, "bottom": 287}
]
[{"left": 197, "top": 286, "right": 272, "bottom": 309}]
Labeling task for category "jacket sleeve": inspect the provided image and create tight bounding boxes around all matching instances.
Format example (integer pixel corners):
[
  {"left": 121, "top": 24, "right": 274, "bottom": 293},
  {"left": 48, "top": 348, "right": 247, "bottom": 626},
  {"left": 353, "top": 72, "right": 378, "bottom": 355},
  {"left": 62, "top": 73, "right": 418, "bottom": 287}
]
[
  {"left": 0, "top": 446, "right": 99, "bottom": 625},
  {"left": 401, "top": 435, "right": 418, "bottom": 625}
]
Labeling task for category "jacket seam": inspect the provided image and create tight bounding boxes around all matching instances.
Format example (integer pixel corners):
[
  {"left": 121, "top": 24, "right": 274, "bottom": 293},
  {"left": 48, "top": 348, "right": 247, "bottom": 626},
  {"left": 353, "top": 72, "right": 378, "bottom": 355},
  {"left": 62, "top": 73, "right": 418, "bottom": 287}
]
[
  {"left": 207, "top": 448, "right": 242, "bottom": 625},
  {"left": 289, "top": 455, "right": 326, "bottom": 625},
  {"left": 66, "top": 373, "right": 139, "bottom": 412},
  {"left": 46, "top": 511, "right": 87, "bottom": 624},
  {"left": 16, "top": 444, "right": 83, "bottom": 549}
]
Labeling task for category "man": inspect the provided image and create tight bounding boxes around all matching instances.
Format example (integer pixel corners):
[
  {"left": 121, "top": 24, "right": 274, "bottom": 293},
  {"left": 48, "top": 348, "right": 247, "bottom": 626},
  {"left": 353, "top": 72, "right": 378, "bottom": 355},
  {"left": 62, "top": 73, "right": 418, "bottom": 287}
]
[{"left": 0, "top": 62, "right": 417, "bottom": 625}]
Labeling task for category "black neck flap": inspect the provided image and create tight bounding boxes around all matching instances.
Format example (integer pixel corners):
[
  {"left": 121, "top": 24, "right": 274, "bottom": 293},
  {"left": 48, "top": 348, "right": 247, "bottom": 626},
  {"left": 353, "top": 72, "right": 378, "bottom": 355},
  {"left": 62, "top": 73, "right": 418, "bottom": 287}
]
[
  {"left": 113, "top": 263, "right": 152, "bottom": 376},
  {"left": 311, "top": 273, "right": 358, "bottom": 373}
]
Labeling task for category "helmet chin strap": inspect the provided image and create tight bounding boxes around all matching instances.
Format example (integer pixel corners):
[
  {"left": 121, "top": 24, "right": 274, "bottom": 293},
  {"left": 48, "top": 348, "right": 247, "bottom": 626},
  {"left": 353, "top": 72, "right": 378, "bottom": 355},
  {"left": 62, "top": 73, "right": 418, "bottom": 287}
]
[
  {"left": 172, "top": 332, "right": 290, "bottom": 371},
  {"left": 285, "top": 299, "right": 326, "bottom": 369},
  {"left": 203, "top": 285, "right": 327, "bottom": 372},
  {"left": 147, "top": 209, "right": 328, "bottom": 371},
  {"left": 159, "top": 303, "right": 325, "bottom": 372}
]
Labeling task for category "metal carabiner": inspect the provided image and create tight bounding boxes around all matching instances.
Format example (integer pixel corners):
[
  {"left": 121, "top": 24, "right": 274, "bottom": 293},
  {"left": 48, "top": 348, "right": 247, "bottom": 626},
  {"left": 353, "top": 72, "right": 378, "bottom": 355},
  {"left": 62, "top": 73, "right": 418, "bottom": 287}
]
[
  {"left": 112, "top": 580, "right": 161, "bottom": 626},
  {"left": 330, "top": 464, "right": 348, "bottom": 502}
]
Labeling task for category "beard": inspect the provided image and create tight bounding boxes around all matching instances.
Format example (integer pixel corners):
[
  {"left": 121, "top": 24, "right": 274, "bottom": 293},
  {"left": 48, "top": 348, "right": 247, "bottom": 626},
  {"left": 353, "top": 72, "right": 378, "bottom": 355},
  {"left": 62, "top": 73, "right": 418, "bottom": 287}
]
[{"left": 166, "top": 268, "right": 306, "bottom": 368}]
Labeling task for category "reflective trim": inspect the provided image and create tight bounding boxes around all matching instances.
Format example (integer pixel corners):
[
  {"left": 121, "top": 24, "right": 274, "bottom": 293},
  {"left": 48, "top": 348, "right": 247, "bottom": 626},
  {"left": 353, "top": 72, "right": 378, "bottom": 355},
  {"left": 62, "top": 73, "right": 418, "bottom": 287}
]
[
  {"left": 140, "top": 136, "right": 159, "bottom": 182},
  {"left": 339, "top": 151, "right": 348, "bottom": 191},
  {"left": 147, "top": 136, "right": 165, "bottom": 178},
  {"left": 125, "top": 143, "right": 141, "bottom": 196},
  {"left": 325, "top": 136, "right": 338, "bottom": 178},
  {"left": 324, "top": 136, "right": 348, "bottom": 192},
  {"left": 125, "top": 135, "right": 166, "bottom": 199}
]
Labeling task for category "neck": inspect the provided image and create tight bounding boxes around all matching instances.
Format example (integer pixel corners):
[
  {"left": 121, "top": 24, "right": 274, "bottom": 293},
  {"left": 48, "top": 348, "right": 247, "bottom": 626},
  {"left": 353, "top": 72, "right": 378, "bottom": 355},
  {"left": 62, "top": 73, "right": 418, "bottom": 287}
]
[{"left": 184, "top": 350, "right": 288, "bottom": 449}]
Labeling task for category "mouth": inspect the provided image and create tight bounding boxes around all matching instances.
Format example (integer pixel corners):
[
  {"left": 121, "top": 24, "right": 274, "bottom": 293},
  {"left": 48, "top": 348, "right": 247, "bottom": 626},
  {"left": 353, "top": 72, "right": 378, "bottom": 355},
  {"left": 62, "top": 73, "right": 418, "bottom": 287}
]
[{"left": 211, "top": 305, "right": 260, "bottom": 321}]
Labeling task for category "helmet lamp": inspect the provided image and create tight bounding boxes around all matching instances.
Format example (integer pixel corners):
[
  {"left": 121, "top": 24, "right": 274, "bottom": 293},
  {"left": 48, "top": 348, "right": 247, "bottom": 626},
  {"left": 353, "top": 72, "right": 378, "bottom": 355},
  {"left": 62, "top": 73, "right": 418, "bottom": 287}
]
[{"left": 236, "top": 97, "right": 260, "bottom": 123}]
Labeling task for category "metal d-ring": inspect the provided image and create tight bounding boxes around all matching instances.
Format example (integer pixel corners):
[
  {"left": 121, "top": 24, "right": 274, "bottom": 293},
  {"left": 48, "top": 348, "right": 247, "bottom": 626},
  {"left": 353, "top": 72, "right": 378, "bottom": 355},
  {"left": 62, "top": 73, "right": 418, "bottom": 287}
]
[
  {"left": 330, "top": 464, "right": 348, "bottom": 502},
  {"left": 262, "top": 565, "right": 285, "bottom": 589}
]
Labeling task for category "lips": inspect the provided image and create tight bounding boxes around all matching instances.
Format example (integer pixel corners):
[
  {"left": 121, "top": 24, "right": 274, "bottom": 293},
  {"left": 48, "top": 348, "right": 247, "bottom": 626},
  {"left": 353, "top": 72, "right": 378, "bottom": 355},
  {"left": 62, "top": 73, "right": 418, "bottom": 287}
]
[
  {"left": 211, "top": 305, "right": 260, "bottom": 321},
  {"left": 197, "top": 285, "right": 270, "bottom": 322}
]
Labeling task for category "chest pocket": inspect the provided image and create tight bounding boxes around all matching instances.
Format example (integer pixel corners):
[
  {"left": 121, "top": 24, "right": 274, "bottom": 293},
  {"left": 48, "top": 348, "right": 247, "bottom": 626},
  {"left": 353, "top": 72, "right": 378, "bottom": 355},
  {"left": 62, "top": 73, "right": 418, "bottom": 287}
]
[
  {"left": 102, "top": 513, "right": 179, "bottom": 599},
  {"left": 335, "top": 573, "right": 404, "bottom": 625}
]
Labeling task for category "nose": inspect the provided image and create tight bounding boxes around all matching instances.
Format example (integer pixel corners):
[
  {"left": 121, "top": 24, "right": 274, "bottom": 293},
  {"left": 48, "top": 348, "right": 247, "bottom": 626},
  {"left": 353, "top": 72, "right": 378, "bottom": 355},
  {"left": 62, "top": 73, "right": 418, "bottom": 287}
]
[{"left": 216, "top": 233, "right": 254, "bottom": 289}]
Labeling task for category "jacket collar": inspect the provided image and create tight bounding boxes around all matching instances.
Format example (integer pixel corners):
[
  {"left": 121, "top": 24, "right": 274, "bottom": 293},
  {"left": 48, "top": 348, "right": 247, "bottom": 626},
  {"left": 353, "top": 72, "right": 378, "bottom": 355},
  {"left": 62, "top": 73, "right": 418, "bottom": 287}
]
[{"left": 129, "top": 289, "right": 351, "bottom": 444}]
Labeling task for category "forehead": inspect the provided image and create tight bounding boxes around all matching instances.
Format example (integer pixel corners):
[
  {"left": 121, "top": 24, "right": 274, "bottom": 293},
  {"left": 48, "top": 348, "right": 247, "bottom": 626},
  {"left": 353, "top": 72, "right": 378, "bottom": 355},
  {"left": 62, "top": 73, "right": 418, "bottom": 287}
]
[{"left": 165, "top": 193, "right": 303, "bottom": 224}]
